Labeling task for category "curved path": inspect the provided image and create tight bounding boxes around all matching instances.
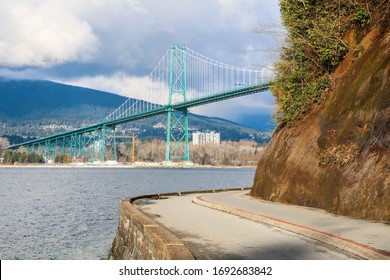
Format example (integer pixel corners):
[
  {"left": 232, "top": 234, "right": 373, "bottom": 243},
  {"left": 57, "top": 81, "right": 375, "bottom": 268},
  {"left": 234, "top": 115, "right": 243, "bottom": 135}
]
[{"left": 133, "top": 190, "right": 385, "bottom": 260}]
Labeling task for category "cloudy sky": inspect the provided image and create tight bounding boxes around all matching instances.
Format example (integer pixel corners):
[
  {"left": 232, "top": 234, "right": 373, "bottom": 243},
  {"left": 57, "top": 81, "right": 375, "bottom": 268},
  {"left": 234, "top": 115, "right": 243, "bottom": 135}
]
[{"left": 0, "top": 0, "right": 282, "bottom": 126}]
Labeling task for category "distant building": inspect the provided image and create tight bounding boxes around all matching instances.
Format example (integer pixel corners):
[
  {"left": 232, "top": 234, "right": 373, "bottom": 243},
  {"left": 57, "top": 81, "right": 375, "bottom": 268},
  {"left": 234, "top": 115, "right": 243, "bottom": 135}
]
[
  {"left": 192, "top": 131, "right": 220, "bottom": 145},
  {"left": 153, "top": 122, "right": 166, "bottom": 129}
]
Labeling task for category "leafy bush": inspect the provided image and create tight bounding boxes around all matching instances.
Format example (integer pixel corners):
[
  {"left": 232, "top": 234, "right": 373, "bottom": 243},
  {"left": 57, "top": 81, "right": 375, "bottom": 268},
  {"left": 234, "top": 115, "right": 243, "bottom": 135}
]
[
  {"left": 351, "top": 8, "right": 370, "bottom": 27},
  {"left": 2, "top": 150, "right": 44, "bottom": 164},
  {"left": 54, "top": 154, "right": 72, "bottom": 163},
  {"left": 271, "top": 1, "right": 380, "bottom": 126}
]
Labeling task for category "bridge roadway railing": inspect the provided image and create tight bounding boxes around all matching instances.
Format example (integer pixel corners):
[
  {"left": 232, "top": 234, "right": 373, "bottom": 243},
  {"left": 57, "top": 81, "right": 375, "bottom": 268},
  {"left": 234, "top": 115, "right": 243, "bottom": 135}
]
[{"left": 7, "top": 83, "right": 270, "bottom": 162}]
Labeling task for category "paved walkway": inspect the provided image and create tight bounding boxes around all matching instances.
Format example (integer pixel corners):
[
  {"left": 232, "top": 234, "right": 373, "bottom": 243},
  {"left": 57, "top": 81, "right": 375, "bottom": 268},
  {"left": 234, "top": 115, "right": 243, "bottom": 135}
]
[{"left": 134, "top": 190, "right": 390, "bottom": 260}]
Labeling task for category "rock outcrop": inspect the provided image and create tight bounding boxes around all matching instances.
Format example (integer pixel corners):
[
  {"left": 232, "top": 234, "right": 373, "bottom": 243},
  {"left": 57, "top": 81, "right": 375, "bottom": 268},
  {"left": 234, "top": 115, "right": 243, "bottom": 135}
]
[{"left": 251, "top": 20, "right": 390, "bottom": 221}]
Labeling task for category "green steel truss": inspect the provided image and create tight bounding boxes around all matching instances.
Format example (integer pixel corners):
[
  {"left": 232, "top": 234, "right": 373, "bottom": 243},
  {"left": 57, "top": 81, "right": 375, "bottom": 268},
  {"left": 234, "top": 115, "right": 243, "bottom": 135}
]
[
  {"left": 165, "top": 44, "right": 189, "bottom": 161},
  {"left": 8, "top": 44, "right": 271, "bottom": 163},
  {"left": 17, "top": 126, "right": 117, "bottom": 163}
]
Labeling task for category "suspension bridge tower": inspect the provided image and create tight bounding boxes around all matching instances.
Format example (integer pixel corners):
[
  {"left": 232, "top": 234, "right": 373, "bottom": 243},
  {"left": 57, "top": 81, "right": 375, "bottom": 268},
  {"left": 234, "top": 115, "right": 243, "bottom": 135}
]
[{"left": 165, "top": 44, "right": 190, "bottom": 162}]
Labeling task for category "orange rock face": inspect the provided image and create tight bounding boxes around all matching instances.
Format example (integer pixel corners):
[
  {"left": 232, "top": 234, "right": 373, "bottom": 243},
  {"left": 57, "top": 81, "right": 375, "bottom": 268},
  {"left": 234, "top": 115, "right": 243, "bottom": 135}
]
[{"left": 251, "top": 24, "right": 390, "bottom": 222}]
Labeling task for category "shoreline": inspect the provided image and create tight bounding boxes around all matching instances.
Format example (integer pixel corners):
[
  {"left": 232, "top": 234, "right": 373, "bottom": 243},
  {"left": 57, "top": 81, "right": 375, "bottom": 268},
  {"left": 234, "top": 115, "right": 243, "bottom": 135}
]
[{"left": 0, "top": 162, "right": 257, "bottom": 169}]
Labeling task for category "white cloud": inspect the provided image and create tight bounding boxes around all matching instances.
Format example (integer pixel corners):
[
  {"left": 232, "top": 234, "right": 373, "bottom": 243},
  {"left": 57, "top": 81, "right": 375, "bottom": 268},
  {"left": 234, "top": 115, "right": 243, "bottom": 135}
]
[
  {"left": 0, "top": 68, "right": 46, "bottom": 80},
  {"left": 59, "top": 72, "right": 169, "bottom": 105},
  {"left": 60, "top": 72, "right": 146, "bottom": 97},
  {"left": 125, "top": 0, "right": 149, "bottom": 16},
  {"left": 0, "top": 0, "right": 281, "bottom": 71},
  {"left": 0, "top": 0, "right": 157, "bottom": 68},
  {"left": 218, "top": 0, "right": 258, "bottom": 30},
  {"left": 0, "top": 0, "right": 99, "bottom": 67}
]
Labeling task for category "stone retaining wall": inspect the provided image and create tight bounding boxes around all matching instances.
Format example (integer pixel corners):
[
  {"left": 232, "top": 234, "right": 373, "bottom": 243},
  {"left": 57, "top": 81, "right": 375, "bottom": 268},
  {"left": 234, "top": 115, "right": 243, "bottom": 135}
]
[
  {"left": 109, "top": 197, "right": 194, "bottom": 260},
  {"left": 109, "top": 188, "right": 248, "bottom": 260}
]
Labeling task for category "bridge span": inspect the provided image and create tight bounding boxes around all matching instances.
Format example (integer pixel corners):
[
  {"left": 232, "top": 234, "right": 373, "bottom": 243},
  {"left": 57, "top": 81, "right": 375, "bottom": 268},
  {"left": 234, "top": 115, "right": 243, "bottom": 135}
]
[{"left": 8, "top": 44, "right": 273, "bottom": 162}]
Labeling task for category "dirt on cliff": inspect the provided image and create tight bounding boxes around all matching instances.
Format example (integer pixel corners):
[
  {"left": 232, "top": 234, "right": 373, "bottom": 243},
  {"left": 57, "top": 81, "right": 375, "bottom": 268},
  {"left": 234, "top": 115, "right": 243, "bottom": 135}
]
[{"left": 251, "top": 23, "right": 390, "bottom": 222}]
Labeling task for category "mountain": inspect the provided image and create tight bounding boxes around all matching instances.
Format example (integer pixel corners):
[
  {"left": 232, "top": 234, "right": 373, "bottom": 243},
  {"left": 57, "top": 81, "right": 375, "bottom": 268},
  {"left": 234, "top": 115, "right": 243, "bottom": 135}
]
[
  {"left": 234, "top": 113, "right": 275, "bottom": 131},
  {"left": 0, "top": 78, "right": 272, "bottom": 144},
  {"left": 0, "top": 78, "right": 127, "bottom": 126}
]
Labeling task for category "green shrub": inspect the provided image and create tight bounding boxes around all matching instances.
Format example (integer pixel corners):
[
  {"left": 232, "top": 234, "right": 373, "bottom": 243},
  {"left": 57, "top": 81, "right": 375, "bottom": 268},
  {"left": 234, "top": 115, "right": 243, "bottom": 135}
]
[
  {"left": 54, "top": 154, "right": 72, "bottom": 163},
  {"left": 351, "top": 8, "right": 370, "bottom": 27},
  {"left": 272, "top": 0, "right": 353, "bottom": 126},
  {"left": 1, "top": 150, "right": 43, "bottom": 164}
]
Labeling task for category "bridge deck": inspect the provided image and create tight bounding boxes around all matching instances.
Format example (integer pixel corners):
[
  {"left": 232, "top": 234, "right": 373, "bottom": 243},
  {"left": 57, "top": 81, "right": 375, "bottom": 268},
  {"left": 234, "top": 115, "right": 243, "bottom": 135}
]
[{"left": 8, "top": 83, "right": 270, "bottom": 150}]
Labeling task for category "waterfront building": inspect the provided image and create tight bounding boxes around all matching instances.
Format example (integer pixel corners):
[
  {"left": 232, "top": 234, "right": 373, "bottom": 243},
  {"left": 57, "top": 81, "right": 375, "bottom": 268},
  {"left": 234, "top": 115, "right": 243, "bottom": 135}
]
[{"left": 192, "top": 131, "right": 220, "bottom": 145}]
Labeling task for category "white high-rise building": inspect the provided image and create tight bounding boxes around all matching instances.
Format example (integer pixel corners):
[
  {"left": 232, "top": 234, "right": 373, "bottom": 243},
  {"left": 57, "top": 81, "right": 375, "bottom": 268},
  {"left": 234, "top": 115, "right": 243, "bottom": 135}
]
[{"left": 192, "top": 131, "right": 220, "bottom": 145}]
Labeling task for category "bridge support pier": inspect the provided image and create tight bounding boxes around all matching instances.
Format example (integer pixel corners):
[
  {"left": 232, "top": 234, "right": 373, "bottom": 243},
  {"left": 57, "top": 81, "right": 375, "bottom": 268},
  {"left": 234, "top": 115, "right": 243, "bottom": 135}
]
[
  {"left": 89, "top": 126, "right": 117, "bottom": 163},
  {"left": 165, "top": 108, "right": 189, "bottom": 162},
  {"left": 100, "top": 125, "right": 117, "bottom": 162}
]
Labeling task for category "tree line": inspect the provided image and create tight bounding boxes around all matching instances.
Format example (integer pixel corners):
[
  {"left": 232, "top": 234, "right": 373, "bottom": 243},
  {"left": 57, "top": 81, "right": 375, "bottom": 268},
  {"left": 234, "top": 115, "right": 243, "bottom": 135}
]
[
  {"left": 1, "top": 136, "right": 266, "bottom": 166},
  {"left": 1, "top": 150, "right": 44, "bottom": 164},
  {"left": 117, "top": 139, "right": 266, "bottom": 166}
]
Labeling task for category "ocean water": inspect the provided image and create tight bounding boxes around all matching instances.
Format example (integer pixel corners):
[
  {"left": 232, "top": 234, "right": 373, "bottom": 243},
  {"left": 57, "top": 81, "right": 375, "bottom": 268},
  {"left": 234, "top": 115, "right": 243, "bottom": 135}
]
[{"left": 0, "top": 167, "right": 255, "bottom": 260}]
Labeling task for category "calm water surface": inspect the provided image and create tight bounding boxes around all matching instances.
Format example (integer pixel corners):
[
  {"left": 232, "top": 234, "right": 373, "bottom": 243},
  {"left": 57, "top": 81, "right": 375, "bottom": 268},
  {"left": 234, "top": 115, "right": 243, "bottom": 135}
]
[{"left": 0, "top": 167, "right": 255, "bottom": 259}]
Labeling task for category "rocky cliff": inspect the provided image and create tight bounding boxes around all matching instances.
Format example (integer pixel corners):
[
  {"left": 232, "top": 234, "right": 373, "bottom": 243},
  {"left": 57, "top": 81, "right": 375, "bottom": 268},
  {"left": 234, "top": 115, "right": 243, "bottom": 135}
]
[{"left": 251, "top": 5, "right": 390, "bottom": 221}]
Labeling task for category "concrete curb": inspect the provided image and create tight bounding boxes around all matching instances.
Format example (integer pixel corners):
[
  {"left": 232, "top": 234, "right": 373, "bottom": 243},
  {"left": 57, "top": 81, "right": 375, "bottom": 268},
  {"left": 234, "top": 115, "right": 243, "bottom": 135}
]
[
  {"left": 126, "top": 187, "right": 251, "bottom": 204},
  {"left": 193, "top": 195, "right": 390, "bottom": 260}
]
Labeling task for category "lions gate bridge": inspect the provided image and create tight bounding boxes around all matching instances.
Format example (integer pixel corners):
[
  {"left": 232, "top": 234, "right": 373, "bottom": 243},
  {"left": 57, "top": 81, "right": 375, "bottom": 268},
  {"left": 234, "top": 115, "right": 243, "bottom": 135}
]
[{"left": 8, "top": 44, "right": 273, "bottom": 162}]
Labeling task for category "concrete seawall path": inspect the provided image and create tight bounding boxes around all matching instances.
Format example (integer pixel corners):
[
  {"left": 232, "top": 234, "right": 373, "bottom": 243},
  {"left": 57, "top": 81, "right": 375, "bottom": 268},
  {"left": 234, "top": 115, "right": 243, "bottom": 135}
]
[{"left": 134, "top": 190, "right": 390, "bottom": 260}]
